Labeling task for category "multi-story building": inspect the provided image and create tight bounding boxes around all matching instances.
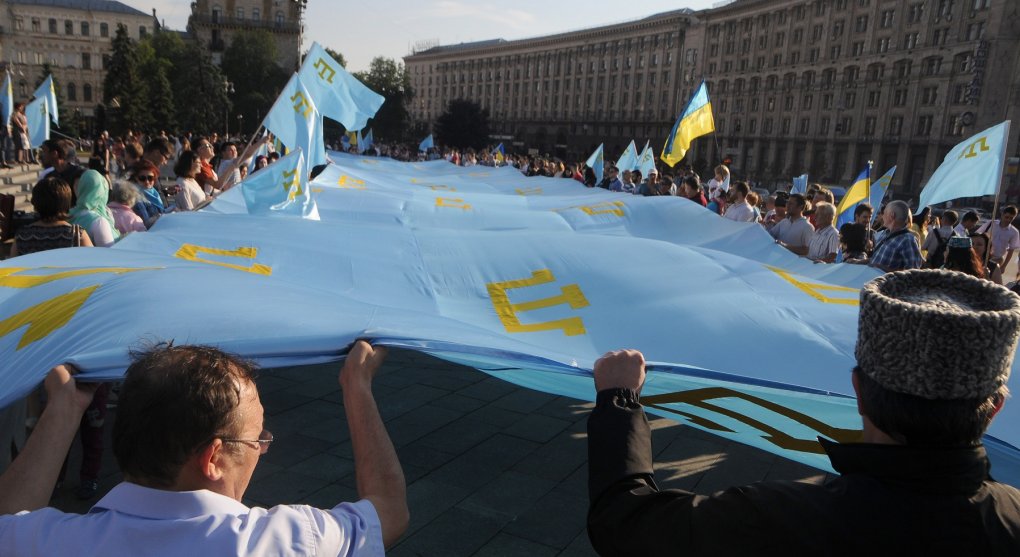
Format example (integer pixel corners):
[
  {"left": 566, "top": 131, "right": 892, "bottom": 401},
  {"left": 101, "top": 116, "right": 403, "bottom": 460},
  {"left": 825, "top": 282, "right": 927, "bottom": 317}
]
[
  {"left": 188, "top": 0, "right": 304, "bottom": 70},
  {"left": 405, "top": 0, "right": 1020, "bottom": 198},
  {"left": 0, "top": 0, "right": 154, "bottom": 131},
  {"left": 405, "top": 10, "right": 694, "bottom": 162}
]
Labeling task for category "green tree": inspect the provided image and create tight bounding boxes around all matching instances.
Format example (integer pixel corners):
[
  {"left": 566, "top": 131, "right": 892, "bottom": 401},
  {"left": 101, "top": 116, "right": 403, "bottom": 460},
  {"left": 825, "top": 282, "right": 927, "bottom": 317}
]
[
  {"left": 324, "top": 47, "right": 347, "bottom": 69},
  {"left": 435, "top": 99, "right": 490, "bottom": 149},
  {"left": 354, "top": 57, "right": 412, "bottom": 141},
  {"left": 221, "top": 30, "right": 289, "bottom": 135},
  {"left": 136, "top": 40, "right": 176, "bottom": 133},
  {"left": 103, "top": 24, "right": 149, "bottom": 134}
]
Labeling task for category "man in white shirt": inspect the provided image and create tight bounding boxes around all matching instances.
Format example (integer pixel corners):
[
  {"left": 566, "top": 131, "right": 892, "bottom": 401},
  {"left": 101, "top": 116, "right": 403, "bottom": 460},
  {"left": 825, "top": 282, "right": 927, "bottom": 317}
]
[
  {"left": 769, "top": 193, "right": 815, "bottom": 256},
  {"left": 0, "top": 341, "right": 408, "bottom": 556},
  {"left": 723, "top": 182, "right": 756, "bottom": 222},
  {"left": 978, "top": 206, "right": 1020, "bottom": 270},
  {"left": 806, "top": 202, "right": 839, "bottom": 262},
  {"left": 216, "top": 142, "right": 243, "bottom": 190}
]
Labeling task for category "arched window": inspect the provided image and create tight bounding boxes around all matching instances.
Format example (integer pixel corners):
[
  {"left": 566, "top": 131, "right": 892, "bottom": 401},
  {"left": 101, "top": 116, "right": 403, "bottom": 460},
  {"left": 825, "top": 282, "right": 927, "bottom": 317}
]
[
  {"left": 83, "top": 83, "right": 92, "bottom": 102},
  {"left": 275, "top": 12, "right": 284, "bottom": 27},
  {"left": 66, "top": 82, "right": 76, "bottom": 101}
]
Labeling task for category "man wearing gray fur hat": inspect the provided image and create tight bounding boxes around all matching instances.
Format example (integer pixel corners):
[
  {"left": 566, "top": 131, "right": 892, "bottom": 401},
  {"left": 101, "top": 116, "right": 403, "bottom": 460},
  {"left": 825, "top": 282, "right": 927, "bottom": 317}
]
[{"left": 587, "top": 269, "right": 1020, "bottom": 555}]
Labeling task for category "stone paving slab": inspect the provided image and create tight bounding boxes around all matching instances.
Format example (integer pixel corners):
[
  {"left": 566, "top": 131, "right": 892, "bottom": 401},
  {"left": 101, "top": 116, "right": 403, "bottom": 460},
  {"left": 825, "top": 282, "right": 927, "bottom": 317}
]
[{"left": 50, "top": 348, "right": 832, "bottom": 555}]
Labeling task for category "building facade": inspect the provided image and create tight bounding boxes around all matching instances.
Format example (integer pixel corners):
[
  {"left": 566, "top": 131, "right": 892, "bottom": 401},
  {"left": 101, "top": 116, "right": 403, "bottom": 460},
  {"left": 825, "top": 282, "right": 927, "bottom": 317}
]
[
  {"left": 405, "top": 10, "right": 694, "bottom": 162},
  {"left": 405, "top": 0, "right": 1020, "bottom": 198},
  {"left": 188, "top": 0, "right": 303, "bottom": 70},
  {"left": 0, "top": 0, "right": 153, "bottom": 129}
]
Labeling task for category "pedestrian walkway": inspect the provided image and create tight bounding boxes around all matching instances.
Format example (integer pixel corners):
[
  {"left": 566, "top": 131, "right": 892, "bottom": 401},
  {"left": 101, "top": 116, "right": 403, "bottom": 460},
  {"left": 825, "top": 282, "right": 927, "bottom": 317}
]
[{"left": 53, "top": 348, "right": 833, "bottom": 556}]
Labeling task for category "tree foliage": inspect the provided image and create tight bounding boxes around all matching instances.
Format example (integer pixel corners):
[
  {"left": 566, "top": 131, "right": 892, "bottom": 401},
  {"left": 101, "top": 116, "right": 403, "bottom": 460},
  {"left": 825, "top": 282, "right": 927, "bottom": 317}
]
[
  {"left": 221, "top": 30, "right": 289, "bottom": 132},
  {"left": 101, "top": 26, "right": 229, "bottom": 136},
  {"left": 354, "top": 57, "right": 412, "bottom": 141},
  {"left": 435, "top": 99, "right": 490, "bottom": 150}
]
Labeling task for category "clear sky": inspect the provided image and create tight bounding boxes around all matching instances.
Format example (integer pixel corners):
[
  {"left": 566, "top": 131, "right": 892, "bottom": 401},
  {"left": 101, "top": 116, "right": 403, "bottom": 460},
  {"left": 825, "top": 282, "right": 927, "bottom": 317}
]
[{"left": 145, "top": 0, "right": 719, "bottom": 72}]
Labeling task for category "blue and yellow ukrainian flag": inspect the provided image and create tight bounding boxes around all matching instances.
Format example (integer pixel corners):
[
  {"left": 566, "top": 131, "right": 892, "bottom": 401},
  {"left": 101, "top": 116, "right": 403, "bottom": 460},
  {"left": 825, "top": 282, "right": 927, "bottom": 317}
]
[
  {"left": 661, "top": 81, "right": 714, "bottom": 167},
  {"left": 836, "top": 163, "right": 871, "bottom": 228},
  {"left": 493, "top": 143, "right": 505, "bottom": 163}
]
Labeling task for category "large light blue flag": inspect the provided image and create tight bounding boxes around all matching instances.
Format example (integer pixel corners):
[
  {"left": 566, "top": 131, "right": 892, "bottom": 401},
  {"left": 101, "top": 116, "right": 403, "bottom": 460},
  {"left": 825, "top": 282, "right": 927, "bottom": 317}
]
[
  {"left": 1, "top": 152, "right": 1018, "bottom": 487},
  {"left": 262, "top": 74, "right": 328, "bottom": 170},
  {"left": 792, "top": 174, "right": 808, "bottom": 194},
  {"left": 586, "top": 143, "right": 604, "bottom": 185},
  {"left": 25, "top": 96, "right": 49, "bottom": 148},
  {"left": 0, "top": 72, "right": 12, "bottom": 126},
  {"left": 616, "top": 140, "right": 638, "bottom": 172},
  {"left": 32, "top": 75, "right": 58, "bottom": 126},
  {"left": 918, "top": 121, "right": 1010, "bottom": 209},
  {"left": 636, "top": 141, "right": 655, "bottom": 175},
  {"left": 298, "top": 42, "right": 385, "bottom": 131},
  {"left": 869, "top": 166, "right": 895, "bottom": 216},
  {"left": 241, "top": 148, "right": 318, "bottom": 220},
  {"left": 419, "top": 134, "right": 433, "bottom": 152}
]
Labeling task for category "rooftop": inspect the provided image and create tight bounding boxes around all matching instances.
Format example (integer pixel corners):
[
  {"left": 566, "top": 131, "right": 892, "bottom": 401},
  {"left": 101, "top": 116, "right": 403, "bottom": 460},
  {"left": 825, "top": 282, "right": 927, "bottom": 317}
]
[{"left": 7, "top": 0, "right": 148, "bottom": 17}]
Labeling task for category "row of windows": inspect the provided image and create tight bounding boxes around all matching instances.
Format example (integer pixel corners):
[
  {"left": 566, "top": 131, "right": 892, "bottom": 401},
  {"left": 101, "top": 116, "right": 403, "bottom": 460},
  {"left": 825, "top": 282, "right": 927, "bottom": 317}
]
[
  {"left": 210, "top": 7, "right": 288, "bottom": 25},
  {"left": 12, "top": 80, "right": 94, "bottom": 102},
  {"left": 714, "top": 80, "right": 971, "bottom": 115},
  {"left": 16, "top": 17, "right": 147, "bottom": 39},
  {"left": 708, "top": 20, "right": 984, "bottom": 62},
  {"left": 706, "top": 0, "right": 990, "bottom": 39},
  {"left": 717, "top": 112, "right": 964, "bottom": 138},
  {"left": 11, "top": 50, "right": 108, "bottom": 70}
]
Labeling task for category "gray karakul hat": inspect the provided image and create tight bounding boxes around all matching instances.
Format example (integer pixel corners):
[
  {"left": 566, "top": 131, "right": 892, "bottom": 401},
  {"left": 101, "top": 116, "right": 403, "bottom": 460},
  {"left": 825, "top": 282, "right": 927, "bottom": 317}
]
[{"left": 856, "top": 269, "right": 1020, "bottom": 400}]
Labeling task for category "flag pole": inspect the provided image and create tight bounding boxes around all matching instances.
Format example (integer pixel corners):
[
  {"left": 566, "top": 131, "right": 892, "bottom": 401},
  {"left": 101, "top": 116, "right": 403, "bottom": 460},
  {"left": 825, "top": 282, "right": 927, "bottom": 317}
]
[{"left": 983, "top": 120, "right": 1012, "bottom": 273}]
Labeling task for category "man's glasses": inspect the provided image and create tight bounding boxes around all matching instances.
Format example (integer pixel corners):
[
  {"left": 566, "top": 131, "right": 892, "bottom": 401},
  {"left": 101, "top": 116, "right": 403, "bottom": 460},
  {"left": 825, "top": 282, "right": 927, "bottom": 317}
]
[
  {"left": 137, "top": 175, "right": 156, "bottom": 183},
  {"left": 221, "top": 429, "right": 274, "bottom": 455}
]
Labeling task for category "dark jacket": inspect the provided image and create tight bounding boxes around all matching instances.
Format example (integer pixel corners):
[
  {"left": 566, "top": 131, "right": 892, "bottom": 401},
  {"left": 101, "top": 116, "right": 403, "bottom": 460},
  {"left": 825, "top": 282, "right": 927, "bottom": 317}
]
[{"left": 587, "top": 388, "right": 1020, "bottom": 556}]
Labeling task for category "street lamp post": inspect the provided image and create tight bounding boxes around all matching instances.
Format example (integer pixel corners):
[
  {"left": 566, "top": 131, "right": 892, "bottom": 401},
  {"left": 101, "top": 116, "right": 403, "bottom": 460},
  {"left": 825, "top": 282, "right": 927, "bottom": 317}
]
[
  {"left": 223, "top": 79, "right": 235, "bottom": 137},
  {"left": 237, "top": 114, "right": 244, "bottom": 138}
]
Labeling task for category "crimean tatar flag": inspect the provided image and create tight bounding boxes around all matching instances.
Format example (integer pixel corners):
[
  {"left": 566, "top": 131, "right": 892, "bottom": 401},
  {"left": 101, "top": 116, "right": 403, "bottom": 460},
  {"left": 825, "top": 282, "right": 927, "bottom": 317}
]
[
  {"left": 836, "top": 164, "right": 871, "bottom": 228},
  {"left": 1, "top": 72, "right": 12, "bottom": 126},
  {"left": 918, "top": 121, "right": 1011, "bottom": 209},
  {"left": 32, "top": 75, "right": 58, "bottom": 126},
  {"left": 586, "top": 143, "right": 605, "bottom": 185},
  {"left": 661, "top": 81, "right": 714, "bottom": 167}
]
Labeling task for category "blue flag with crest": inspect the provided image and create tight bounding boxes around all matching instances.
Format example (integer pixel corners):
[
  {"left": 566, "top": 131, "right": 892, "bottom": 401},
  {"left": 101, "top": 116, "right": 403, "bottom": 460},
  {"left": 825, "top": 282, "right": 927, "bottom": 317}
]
[
  {"left": 262, "top": 74, "right": 328, "bottom": 170},
  {"left": 419, "top": 134, "right": 434, "bottom": 152},
  {"left": 918, "top": 121, "right": 1010, "bottom": 209},
  {"left": 241, "top": 148, "right": 318, "bottom": 220},
  {"left": 25, "top": 96, "right": 49, "bottom": 148},
  {"left": 32, "top": 75, "right": 58, "bottom": 126},
  {"left": 586, "top": 143, "right": 604, "bottom": 185},
  {"left": 298, "top": 42, "right": 385, "bottom": 131}
]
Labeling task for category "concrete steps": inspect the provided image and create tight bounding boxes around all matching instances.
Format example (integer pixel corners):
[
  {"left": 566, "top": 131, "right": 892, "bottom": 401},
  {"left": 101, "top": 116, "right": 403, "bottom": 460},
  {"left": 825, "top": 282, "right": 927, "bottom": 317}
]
[{"left": 0, "top": 166, "right": 43, "bottom": 213}]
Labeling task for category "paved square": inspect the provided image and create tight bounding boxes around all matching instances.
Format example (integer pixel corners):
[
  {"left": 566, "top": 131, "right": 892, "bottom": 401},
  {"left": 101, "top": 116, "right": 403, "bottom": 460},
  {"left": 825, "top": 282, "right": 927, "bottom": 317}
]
[{"left": 52, "top": 348, "right": 833, "bottom": 555}]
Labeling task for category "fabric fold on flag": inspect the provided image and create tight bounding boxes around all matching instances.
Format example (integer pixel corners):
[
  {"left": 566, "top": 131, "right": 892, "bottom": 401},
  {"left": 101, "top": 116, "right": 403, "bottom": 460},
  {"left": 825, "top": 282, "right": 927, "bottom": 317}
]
[
  {"left": 241, "top": 148, "right": 318, "bottom": 219},
  {"left": 661, "top": 81, "right": 714, "bottom": 167},
  {"left": 918, "top": 121, "right": 1011, "bottom": 209},
  {"left": 297, "top": 42, "right": 384, "bottom": 131}
]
